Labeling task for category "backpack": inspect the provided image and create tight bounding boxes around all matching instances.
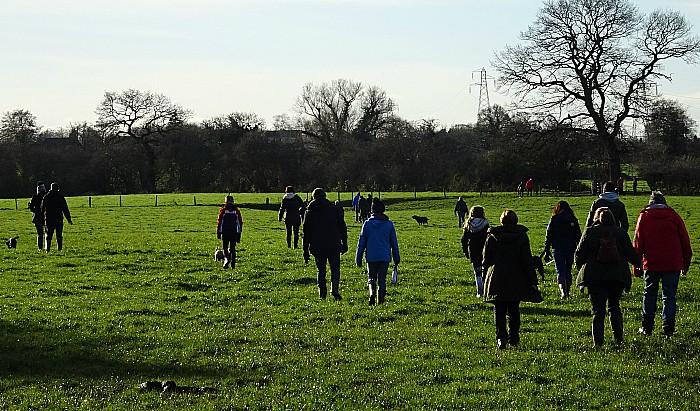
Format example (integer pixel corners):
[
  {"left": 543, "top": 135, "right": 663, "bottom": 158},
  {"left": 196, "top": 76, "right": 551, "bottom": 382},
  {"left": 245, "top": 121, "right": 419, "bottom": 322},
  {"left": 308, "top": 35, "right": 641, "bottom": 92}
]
[{"left": 597, "top": 229, "right": 620, "bottom": 263}]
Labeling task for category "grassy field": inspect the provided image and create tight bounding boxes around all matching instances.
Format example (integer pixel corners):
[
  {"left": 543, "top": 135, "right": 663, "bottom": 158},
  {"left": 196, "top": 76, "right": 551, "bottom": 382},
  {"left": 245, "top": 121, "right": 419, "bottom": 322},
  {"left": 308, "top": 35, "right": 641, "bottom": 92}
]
[{"left": 1, "top": 191, "right": 699, "bottom": 410}]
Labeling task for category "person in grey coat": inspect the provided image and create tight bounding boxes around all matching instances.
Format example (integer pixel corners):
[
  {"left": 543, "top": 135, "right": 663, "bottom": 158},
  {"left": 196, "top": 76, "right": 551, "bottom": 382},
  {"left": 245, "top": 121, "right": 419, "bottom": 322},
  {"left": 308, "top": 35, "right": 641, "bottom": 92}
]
[
  {"left": 483, "top": 209, "right": 538, "bottom": 350},
  {"left": 576, "top": 207, "right": 642, "bottom": 347}
]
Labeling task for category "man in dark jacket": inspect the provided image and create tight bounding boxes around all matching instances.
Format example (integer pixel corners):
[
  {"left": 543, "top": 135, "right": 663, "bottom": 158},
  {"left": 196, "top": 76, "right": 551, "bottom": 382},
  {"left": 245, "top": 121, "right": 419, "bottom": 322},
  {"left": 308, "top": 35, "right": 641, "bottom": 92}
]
[
  {"left": 634, "top": 192, "right": 692, "bottom": 337},
  {"left": 41, "top": 182, "right": 72, "bottom": 252},
  {"left": 454, "top": 196, "right": 468, "bottom": 227},
  {"left": 585, "top": 181, "right": 629, "bottom": 231},
  {"left": 278, "top": 186, "right": 305, "bottom": 249},
  {"left": 303, "top": 188, "right": 348, "bottom": 300}
]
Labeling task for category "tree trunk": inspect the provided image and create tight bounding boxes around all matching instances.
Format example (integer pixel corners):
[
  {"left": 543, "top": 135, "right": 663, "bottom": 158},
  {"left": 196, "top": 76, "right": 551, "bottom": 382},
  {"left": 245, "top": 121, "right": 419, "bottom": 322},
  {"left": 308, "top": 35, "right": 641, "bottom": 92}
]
[
  {"left": 602, "top": 132, "right": 622, "bottom": 182},
  {"left": 142, "top": 142, "right": 158, "bottom": 193}
]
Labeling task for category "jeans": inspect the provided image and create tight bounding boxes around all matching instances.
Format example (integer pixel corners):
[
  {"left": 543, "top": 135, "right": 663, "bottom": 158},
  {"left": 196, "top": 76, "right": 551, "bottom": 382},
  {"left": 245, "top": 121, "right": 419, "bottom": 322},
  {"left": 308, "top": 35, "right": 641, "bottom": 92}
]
[
  {"left": 553, "top": 249, "right": 574, "bottom": 285},
  {"left": 315, "top": 253, "right": 341, "bottom": 291},
  {"left": 493, "top": 301, "right": 520, "bottom": 343},
  {"left": 642, "top": 271, "right": 680, "bottom": 322},
  {"left": 367, "top": 261, "right": 390, "bottom": 291}
]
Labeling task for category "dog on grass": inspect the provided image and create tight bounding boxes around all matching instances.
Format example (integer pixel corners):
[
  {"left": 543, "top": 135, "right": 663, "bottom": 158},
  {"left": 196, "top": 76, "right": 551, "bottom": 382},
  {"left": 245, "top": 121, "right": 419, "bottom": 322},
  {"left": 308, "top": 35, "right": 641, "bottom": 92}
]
[
  {"left": 411, "top": 215, "right": 429, "bottom": 225},
  {"left": 214, "top": 249, "right": 225, "bottom": 261},
  {"left": 532, "top": 254, "right": 545, "bottom": 282},
  {"left": 6, "top": 236, "right": 18, "bottom": 249}
]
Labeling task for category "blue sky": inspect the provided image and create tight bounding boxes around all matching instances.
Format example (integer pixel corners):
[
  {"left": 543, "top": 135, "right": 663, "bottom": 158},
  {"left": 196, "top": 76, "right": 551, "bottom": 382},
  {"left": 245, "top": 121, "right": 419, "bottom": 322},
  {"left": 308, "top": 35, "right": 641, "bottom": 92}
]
[{"left": 2, "top": 0, "right": 699, "bottom": 130}]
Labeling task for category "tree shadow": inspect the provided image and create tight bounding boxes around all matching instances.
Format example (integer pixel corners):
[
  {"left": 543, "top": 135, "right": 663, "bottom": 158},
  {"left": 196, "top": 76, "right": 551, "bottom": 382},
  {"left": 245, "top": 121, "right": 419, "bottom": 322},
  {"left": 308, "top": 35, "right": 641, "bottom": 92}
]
[{"left": 521, "top": 306, "right": 590, "bottom": 317}]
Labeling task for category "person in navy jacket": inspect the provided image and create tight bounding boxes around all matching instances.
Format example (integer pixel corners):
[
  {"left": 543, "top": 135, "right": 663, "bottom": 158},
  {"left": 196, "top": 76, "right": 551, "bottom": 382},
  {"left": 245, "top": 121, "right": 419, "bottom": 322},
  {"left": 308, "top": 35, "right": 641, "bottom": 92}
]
[
  {"left": 355, "top": 199, "right": 400, "bottom": 306},
  {"left": 216, "top": 195, "right": 243, "bottom": 269}
]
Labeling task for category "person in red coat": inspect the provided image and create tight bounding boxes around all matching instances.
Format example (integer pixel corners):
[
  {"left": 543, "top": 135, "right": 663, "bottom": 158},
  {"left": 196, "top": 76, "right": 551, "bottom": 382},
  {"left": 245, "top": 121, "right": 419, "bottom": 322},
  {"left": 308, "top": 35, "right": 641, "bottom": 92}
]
[{"left": 633, "top": 191, "right": 692, "bottom": 337}]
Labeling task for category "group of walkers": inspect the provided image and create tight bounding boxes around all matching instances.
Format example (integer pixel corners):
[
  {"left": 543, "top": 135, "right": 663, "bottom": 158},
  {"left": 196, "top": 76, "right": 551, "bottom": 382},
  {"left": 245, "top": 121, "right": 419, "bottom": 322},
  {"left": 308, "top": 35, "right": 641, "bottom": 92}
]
[
  {"left": 28, "top": 181, "right": 73, "bottom": 253},
  {"left": 460, "top": 181, "right": 692, "bottom": 349}
]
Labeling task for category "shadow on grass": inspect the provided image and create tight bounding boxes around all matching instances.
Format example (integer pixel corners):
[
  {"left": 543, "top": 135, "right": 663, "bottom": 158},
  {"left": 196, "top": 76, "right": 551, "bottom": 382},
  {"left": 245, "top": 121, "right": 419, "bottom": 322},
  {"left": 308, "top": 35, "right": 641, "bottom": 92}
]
[
  {"left": 522, "top": 306, "right": 591, "bottom": 317},
  {"left": 0, "top": 319, "right": 256, "bottom": 383}
]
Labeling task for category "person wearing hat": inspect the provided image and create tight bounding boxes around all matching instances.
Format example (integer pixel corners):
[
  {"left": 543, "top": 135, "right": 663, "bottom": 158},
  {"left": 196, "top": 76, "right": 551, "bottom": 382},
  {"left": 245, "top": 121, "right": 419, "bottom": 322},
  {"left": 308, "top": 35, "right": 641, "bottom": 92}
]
[
  {"left": 216, "top": 195, "right": 243, "bottom": 268},
  {"left": 40, "top": 182, "right": 72, "bottom": 252},
  {"left": 633, "top": 191, "right": 692, "bottom": 337},
  {"left": 355, "top": 198, "right": 400, "bottom": 305},
  {"left": 302, "top": 188, "right": 348, "bottom": 300},
  {"left": 28, "top": 181, "right": 47, "bottom": 250},
  {"left": 278, "top": 186, "right": 305, "bottom": 249}
]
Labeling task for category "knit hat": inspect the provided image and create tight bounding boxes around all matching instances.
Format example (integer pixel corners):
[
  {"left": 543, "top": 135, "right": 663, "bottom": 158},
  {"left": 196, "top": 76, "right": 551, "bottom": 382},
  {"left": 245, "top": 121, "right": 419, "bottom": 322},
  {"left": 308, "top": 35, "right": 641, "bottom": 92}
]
[
  {"left": 371, "top": 199, "right": 385, "bottom": 214},
  {"left": 225, "top": 195, "right": 234, "bottom": 204},
  {"left": 649, "top": 191, "right": 666, "bottom": 205},
  {"left": 37, "top": 181, "right": 46, "bottom": 194},
  {"left": 50, "top": 182, "right": 59, "bottom": 191}
]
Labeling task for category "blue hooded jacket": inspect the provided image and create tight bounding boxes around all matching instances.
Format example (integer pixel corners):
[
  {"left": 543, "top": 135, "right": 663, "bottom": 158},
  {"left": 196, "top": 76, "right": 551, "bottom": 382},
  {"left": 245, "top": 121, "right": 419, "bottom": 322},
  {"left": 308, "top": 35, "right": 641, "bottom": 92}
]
[{"left": 355, "top": 214, "right": 400, "bottom": 265}]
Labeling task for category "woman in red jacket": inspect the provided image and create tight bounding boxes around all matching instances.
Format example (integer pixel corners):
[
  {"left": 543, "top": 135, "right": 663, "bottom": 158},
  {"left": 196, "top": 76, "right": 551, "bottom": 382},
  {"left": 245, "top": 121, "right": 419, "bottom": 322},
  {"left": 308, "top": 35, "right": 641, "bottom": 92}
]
[{"left": 633, "top": 192, "right": 692, "bottom": 337}]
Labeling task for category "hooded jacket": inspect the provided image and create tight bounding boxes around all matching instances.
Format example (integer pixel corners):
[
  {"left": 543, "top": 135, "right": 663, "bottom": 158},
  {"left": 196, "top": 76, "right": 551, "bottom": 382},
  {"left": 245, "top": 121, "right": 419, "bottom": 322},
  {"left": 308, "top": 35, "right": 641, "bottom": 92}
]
[
  {"left": 544, "top": 210, "right": 581, "bottom": 253},
  {"left": 585, "top": 192, "right": 629, "bottom": 231},
  {"left": 482, "top": 224, "right": 537, "bottom": 302},
  {"left": 278, "top": 192, "right": 305, "bottom": 224},
  {"left": 303, "top": 197, "right": 348, "bottom": 256},
  {"left": 633, "top": 205, "right": 691, "bottom": 273},
  {"left": 575, "top": 223, "right": 641, "bottom": 287},
  {"left": 461, "top": 218, "right": 489, "bottom": 263},
  {"left": 217, "top": 203, "right": 243, "bottom": 236},
  {"left": 355, "top": 213, "right": 400, "bottom": 265}
]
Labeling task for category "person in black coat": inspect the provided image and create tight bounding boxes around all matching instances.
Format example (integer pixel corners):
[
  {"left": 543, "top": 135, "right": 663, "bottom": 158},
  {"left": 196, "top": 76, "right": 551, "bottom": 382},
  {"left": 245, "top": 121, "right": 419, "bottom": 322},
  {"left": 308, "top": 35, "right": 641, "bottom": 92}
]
[
  {"left": 461, "top": 205, "right": 489, "bottom": 298},
  {"left": 28, "top": 181, "right": 47, "bottom": 250},
  {"left": 40, "top": 182, "right": 72, "bottom": 252},
  {"left": 278, "top": 186, "right": 305, "bottom": 249},
  {"left": 585, "top": 181, "right": 629, "bottom": 231},
  {"left": 482, "top": 209, "right": 538, "bottom": 350},
  {"left": 303, "top": 188, "right": 348, "bottom": 300},
  {"left": 543, "top": 200, "right": 581, "bottom": 299}
]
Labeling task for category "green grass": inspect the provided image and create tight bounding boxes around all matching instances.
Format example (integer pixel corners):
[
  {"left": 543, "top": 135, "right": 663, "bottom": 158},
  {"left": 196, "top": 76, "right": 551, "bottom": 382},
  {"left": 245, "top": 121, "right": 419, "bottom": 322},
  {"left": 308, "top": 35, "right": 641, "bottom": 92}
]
[{"left": 1, "top": 192, "right": 699, "bottom": 410}]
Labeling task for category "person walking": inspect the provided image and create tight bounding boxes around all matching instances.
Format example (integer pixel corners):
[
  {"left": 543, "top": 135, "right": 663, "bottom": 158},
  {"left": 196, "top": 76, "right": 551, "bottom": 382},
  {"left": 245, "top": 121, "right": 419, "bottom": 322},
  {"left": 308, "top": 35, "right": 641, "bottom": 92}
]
[
  {"left": 575, "top": 207, "right": 642, "bottom": 347},
  {"left": 454, "top": 196, "right": 468, "bottom": 227},
  {"left": 585, "top": 181, "right": 629, "bottom": 231},
  {"left": 40, "top": 182, "right": 72, "bottom": 252},
  {"left": 461, "top": 205, "right": 489, "bottom": 298},
  {"left": 216, "top": 195, "right": 243, "bottom": 269},
  {"left": 28, "top": 181, "right": 47, "bottom": 251},
  {"left": 482, "top": 209, "right": 538, "bottom": 350},
  {"left": 278, "top": 185, "right": 305, "bottom": 249},
  {"left": 355, "top": 199, "right": 400, "bottom": 306},
  {"left": 633, "top": 192, "right": 692, "bottom": 337},
  {"left": 303, "top": 188, "right": 348, "bottom": 301},
  {"left": 543, "top": 200, "right": 582, "bottom": 299},
  {"left": 524, "top": 178, "right": 535, "bottom": 197}
]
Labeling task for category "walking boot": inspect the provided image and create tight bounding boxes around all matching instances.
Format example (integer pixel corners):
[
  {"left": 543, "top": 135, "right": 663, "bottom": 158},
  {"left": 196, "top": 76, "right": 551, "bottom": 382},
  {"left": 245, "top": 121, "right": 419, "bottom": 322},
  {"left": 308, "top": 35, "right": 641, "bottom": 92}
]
[
  {"left": 368, "top": 282, "right": 376, "bottom": 306},
  {"left": 662, "top": 319, "right": 675, "bottom": 337},
  {"left": 331, "top": 281, "right": 342, "bottom": 301},
  {"left": 564, "top": 279, "right": 571, "bottom": 299},
  {"left": 638, "top": 315, "right": 654, "bottom": 336},
  {"left": 318, "top": 285, "right": 327, "bottom": 300},
  {"left": 610, "top": 313, "right": 624, "bottom": 343},
  {"left": 378, "top": 290, "right": 386, "bottom": 305}
]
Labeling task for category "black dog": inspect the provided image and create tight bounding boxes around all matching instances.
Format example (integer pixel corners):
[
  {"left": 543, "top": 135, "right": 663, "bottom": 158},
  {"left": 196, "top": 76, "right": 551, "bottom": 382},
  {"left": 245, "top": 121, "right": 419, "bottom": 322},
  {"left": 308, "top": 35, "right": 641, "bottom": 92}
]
[
  {"left": 138, "top": 380, "right": 218, "bottom": 394},
  {"left": 6, "top": 236, "right": 18, "bottom": 249},
  {"left": 412, "top": 215, "right": 429, "bottom": 225},
  {"left": 532, "top": 254, "right": 545, "bottom": 282}
]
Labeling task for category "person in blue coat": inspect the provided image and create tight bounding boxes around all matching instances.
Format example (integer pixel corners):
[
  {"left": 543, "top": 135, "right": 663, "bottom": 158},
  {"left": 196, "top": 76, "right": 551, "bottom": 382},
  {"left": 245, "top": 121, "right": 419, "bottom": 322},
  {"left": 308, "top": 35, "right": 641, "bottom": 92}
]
[
  {"left": 543, "top": 200, "right": 581, "bottom": 299},
  {"left": 355, "top": 199, "right": 400, "bottom": 306}
]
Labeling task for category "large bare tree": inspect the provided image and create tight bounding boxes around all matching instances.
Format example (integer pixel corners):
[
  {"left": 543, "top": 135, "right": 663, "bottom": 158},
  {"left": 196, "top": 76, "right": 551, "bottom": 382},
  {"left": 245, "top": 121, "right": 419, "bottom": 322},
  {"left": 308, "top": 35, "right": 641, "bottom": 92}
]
[
  {"left": 95, "top": 89, "right": 191, "bottom": 192},
  {"left": 494, "top": 0, "right": 700, "bottom": 180}
]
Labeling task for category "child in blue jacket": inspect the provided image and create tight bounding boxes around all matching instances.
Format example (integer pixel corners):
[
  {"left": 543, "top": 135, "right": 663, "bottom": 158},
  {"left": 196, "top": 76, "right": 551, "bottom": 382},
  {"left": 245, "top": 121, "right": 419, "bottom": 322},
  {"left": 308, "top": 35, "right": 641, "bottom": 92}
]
[{"left": 355, "top": 199, "right": 400, "bottom": 305}]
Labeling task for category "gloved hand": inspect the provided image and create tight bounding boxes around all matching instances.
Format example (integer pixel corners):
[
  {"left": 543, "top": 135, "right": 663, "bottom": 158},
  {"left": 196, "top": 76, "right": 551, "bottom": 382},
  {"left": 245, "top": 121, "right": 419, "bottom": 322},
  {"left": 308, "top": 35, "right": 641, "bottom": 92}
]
[{"left": 217, "top": 233, "right": 221, "bottom": 239}]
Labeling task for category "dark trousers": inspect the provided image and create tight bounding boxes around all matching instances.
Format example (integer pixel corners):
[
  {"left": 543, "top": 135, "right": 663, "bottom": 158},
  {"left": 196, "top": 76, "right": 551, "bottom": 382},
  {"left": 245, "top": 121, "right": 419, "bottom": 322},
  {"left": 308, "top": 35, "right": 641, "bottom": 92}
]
[
  {"left": 588, "top": 281, "right": 626, "bottom": 345},
  {"left": 221, "top": 233, "right": 238, "bottom": 267},
  {"left": 45, "top": 223, "right": 63, "bottom": 252},
  {"left": 34, "top": 224, "right": 44, "bottom": 250},
  {"left": 285, "top": 221, "right": 300, "bottom": 248},
  {"left": 314, "top": 253, "right": 341, "bottom": 293},
  {"left": 493, "top": 301, "right": 521, "bottom": 343}
]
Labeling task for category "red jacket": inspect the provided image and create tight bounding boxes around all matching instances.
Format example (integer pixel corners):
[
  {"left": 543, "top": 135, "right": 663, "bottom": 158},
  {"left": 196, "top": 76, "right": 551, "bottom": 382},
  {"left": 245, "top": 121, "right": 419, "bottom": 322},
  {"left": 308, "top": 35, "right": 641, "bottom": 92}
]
[{"left": 633, "top": 206, "right": 691, "bottom": 273}]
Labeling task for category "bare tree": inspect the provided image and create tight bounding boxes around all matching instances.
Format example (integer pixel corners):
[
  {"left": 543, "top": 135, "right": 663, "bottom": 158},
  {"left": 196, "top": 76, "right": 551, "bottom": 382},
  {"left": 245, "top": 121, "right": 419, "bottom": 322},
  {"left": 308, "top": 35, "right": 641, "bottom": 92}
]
[
  {"left": 494, "top": 0, "right": 700, "bottom": 180},
  {"left": 295, "top": 79, "right": 395, "bottom": 150},
  {"left": 95, "top": 89, "right": 191, "bottom": 192},
  {"left": 1, "top": 109, "right": 40, "bottom": 144}
]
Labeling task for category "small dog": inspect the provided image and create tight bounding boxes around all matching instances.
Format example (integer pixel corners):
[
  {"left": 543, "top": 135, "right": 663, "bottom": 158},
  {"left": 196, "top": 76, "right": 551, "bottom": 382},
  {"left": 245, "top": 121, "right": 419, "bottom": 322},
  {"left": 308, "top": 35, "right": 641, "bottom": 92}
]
[
  {"left": 138, "top": 380, "right": 217, "bottom": 394},
  {"left": 412, "top": 215, "right": 429, "bottom": 225},
  {"left": 214, "top": 249, "right": 225, "bottom": 261},
  {"left": 6, "top": 236, "right": 18, "bottom": 249},
  {"left": 532, "top": 255, "right": 545, "bottom": 282}
]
